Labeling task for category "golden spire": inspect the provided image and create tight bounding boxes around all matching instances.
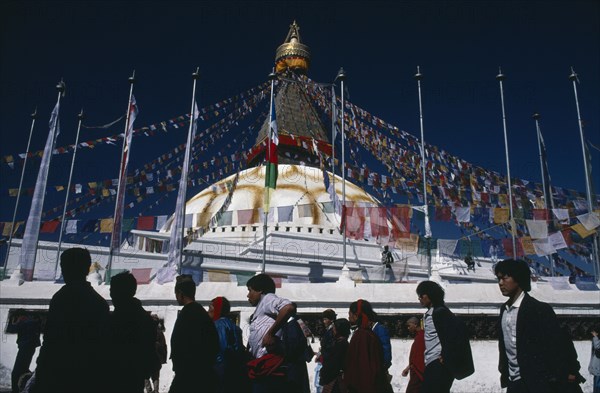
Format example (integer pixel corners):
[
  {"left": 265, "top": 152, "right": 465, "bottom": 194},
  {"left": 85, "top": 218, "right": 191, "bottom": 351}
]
[{"left": 275, "top": 21, "right": 311, "bottom": 74}]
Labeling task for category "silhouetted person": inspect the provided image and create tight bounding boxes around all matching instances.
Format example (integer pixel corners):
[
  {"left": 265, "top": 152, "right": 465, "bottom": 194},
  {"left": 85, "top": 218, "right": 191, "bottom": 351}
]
[
  {"left": 10, "top": 309, "right": 41, "bottom": 393},
  {"left": 109, "top": 271, "right": 156, "bottom": 392},
  {"left": 169, "top": 275, "right": 219, "bottom": 393},
  {"left": 496, "top": 259, "right": 569, "bottom": 392},
  {"left": 320, "top": 318, "right": 350, "bottom": 393},
  {"left": 33, "top": 247, "right": 110, "bottom": 392},
  {"left": 145, "top": 315, "right": 168, "bottom": 393}
]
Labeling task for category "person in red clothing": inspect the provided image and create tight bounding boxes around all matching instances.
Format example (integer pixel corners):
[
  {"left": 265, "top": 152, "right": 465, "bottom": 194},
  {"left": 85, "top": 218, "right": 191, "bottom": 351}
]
[{"left": 401, "top": 317, "right": 425, "bottom": 393}]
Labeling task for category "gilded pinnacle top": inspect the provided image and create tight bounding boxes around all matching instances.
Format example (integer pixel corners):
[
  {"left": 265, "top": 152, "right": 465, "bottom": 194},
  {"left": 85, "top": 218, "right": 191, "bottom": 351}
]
[{"left": 275, "top": 21, "right": 311, "bottom": 73}]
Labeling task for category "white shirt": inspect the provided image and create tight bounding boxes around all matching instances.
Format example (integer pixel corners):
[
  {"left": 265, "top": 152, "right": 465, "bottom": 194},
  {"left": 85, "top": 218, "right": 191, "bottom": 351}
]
[
  {"left": 248, "top": 293, "right": 291, "bottom": 358},
  {"left": 423, "top": 307, "right": 442, "bottom": 366},
  {"left": 501, "top": 290, "right": 525, "bottom": 381}
]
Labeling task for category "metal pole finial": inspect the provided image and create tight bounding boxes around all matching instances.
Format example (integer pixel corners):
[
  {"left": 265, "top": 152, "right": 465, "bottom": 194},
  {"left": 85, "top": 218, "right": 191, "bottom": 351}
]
[
  {"left": 335, "top": 67, "right": 346, "bottom": 82},
  {"left": 568, "top": 67, "right": 579, "bottom": 82},
  {"left": 415, "top": 65, "right": 423, "bottom": 80},
  {"left": 192, "top": 67, "right": 200, "bottom": 80},
  {"left": 31, "top": 107, "right": 38, "bottom": 119},
  {"left": 496, "top": 67, "right": 505, "bottom": 81},
  {"left": 78, "top": 109, "right": 84, "bottom": 120},
  {"left": 268, "top": 71, "right": 277, "bottom": 81},
  {"left": 532, "top": 112, "right": 541, "bottom": 120},
  {"left": 128, "top": 70, "right": 136, "bottom": 84}
]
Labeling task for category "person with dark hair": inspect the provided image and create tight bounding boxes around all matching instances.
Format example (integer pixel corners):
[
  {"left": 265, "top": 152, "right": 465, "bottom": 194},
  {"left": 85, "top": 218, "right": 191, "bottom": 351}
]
[
  {"left": 401, "top": 317, "right": 425, "bottom": 393},
  {"left": 169, "top": 275, "right": 219, "bottom": 393},
  {"left": 208, "top": 296, "right": 248, "bottom": 393},
  {"left": 10, "top": 310, "right": 41, "bottom": 393},
  {"left": 33, "top": 247, "right": 110, "bottom": 392},
  {"left": 316, "top": 309, "right": 337, "bottom": 393},
  {"left": 320, "top": 318, "right": 350, "bottom": 393},
  {"left": 495, "top": 259, "right": 569, "bottom": 392},
  {"left": 416, "top": 280, "right": 474, "bottom": 393},
  {"left": 344, "top": 299, "right": 392, "bottom": 393},
  {"left": 349, "top": 299, "right": 392, "bottom": 372},
  {"left": 109, "top": 271, "right": 156, "bottom": 392},
  {"left": 246, "top": 273, "right": 294, "bottom": 392},
  {"left": 589, "top": 324, "right": 600, "bottom": 393},
  {"left": 145, "top": 315, "right": 167, "bottom": 393}
]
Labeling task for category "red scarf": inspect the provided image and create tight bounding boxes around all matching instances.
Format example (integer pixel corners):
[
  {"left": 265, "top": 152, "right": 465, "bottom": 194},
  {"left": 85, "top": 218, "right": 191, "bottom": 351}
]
[{"left": 212, "top": 296, "right": 223, "bottom": 321}]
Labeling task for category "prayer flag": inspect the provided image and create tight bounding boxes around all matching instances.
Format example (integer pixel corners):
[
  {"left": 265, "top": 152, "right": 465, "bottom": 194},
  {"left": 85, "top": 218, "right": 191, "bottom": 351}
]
[
  {"left": 526, "top": 219, "right": 548, "bottom": 240},
  {"left": 110, "top": 95, "right": 138, "bottom": 254},
  {"left": 20, "top": 97, "right": 61, "bottom": 281},
  {"left": 264, "top": 88, "right": 278, "bottom": 210}
]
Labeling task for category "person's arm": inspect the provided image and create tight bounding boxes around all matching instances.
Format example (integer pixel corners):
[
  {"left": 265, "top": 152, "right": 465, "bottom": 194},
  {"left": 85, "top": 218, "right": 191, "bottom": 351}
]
[{"left": 262, "top": 303, "right": 294, "bottom": 347}]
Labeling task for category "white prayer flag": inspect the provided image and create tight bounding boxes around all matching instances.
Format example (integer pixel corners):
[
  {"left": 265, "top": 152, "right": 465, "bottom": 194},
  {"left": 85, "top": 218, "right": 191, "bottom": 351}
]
[
  {"left": 455, "top": 206, "right": 471, "bottom": 223},
  {"left": 548, "top": 232, "right": 568, "bottom": 250},
  {"left": 552, "top": 208, "right": 570, "bottom": 223},
  {"left": 576, "top": 212, "right": 600, "bottom": 231},
  {"left": 66, "top": 220, "right": 78, "bottom": 234},
  {"left": 526, "top": 219, "right": 548, "bottom": 239},
  {"left": 533, "top": 239, "right": 556, "bottom": 256}
]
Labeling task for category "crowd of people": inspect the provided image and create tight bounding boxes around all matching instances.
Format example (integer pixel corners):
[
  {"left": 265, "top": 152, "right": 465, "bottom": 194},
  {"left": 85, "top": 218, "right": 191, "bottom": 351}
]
[{"left": 9, "top": 248, "right": 600, "bottom": 393}]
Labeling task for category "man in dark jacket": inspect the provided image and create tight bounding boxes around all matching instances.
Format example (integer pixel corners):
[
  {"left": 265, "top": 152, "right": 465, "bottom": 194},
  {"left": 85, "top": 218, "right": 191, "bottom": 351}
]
[
  {"left": 109, "top": 271, "right": 156, "bottom": 392},
  {"left": 495, "top": 259, "right": 568, "bottom": 392},
  {"left": 416, "top": 280, "right": 474, "bottom": 393},
  {"left": 169, "top": 275, "right": 219, "bottom": 393},
  {"left": 33, "top": 248, "right": 110, "bottom": 392}
]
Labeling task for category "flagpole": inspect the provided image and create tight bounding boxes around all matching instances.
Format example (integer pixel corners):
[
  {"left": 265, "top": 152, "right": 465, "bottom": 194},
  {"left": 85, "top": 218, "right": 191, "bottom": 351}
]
[
  {"left": 53, "top": 109, "right": 84, "bottom": 278},
  {"left": 532, "top": 113, "right": 554, "bottom": 276},
  {"left": 2, "top": 109, "right": 37, "bottom": 279},
  {"left": 569, "top": 67, "right": 600, "bottom": 281},
  {"left": 106, "top": 71, "right": 135, "bottom": 283},
  {"left": 331, "top": 85, "right": 336, "bottom": 196},
  {"left": 496, "top": 68, "right": 517, "bottom": 259},
  {"left": 415, "top": 66, "right": 433, "bottom": 278},
  {"left": 178, "top": 68, "right": 201, "bottom": 274},
  {"left": 261, "top": 71, "right": 277, "bottom": 274},
  {"left": 336, "top": 68, "right": 348, "bottom": 273}
]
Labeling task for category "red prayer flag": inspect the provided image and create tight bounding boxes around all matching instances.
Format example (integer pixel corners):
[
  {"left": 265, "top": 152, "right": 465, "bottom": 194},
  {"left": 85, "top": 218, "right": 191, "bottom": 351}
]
[
  {"left": 40, "top": 220, "right": 60, "bottom": 233},
  {"left": 369, "top": 207, "right": 389, "bottom": 239},
  {"left": 390, "top": 206, "right": 410, "bottom": 240},
  {"left": 533, "top": 209, "right": 549, "bottom": 221},
  {"left": 502, "top": 238, "right": 524, "bottom": 258},
  {"left": 137, "top": 216, "right": 155, "bottom": 230},
  {"left": 344, "top": 206, "right": 365, "bottom": 240}
]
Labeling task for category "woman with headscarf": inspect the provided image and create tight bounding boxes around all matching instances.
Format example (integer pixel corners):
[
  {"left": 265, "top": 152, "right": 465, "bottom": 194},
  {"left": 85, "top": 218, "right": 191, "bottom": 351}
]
[
  {"left": 208, "top": 296, "right": 249, "bottom": 393},
  {"left": 343, "top": 299, "right": 393, "bottom": 393}
]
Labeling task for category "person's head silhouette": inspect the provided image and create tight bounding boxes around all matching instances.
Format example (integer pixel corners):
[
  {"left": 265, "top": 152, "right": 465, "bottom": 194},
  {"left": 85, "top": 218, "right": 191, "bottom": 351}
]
[{"left": 60, "top": 248, "right": 91, "bottom": 284}]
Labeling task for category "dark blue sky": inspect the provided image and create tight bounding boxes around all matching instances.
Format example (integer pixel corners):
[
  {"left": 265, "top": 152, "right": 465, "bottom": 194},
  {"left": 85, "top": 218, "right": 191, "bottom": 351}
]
[{"left": 1, "top": 0, "right": 599, "bottom": 231}]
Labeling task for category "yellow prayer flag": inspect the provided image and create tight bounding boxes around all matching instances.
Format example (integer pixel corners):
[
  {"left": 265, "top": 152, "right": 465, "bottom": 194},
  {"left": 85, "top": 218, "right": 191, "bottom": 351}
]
[
  {"left": 494, "top": 208, "right": 510, "bottom": 224},
  {"left": 571, "top": 223, "right": 596, "bottom": 239},
  {"left": 9, "top": 189, "right": 18, "bottom": 197},
  {"left": 102, "top": 189, "right": 109, "bottom": 197},
  {"left": 100, "top": 218, "right": 114, "bottom": 233},
  {"left": 88, "top": 182, "right": 97, "bottom": 189},
  {"left": 55, "top": 185, "right": 64, "bottom": 191},
  {"left": 207, "top": 270, "right": 231, "bottom": 282},
  {"left": 2, "top": 222, "right": 13, "bottom": 236},
  {"left": 520, "top": 236, "right": 535, "bottom": 256},
  {"left": 498, "top": 194, "right": 508, "bottom": 206}
]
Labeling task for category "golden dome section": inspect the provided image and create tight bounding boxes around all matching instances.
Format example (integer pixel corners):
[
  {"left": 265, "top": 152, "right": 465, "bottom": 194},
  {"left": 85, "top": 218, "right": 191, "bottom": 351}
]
[{"left": 275, "top": 21, "right": 310, "bottom": 73}]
